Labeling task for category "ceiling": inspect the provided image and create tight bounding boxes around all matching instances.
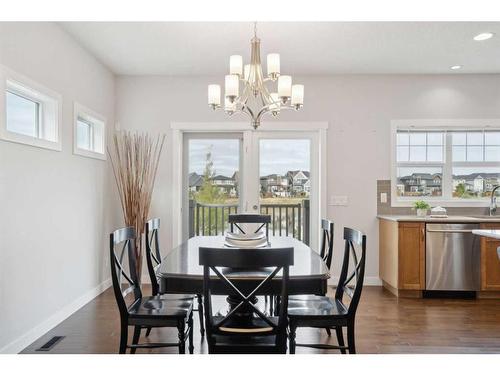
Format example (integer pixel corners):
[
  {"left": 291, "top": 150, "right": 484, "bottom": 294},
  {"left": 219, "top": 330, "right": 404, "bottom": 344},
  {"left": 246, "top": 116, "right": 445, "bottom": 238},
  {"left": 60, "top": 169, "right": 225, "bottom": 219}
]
[{"left": 59, "top": 22, "right": 500, "bottom": 75}]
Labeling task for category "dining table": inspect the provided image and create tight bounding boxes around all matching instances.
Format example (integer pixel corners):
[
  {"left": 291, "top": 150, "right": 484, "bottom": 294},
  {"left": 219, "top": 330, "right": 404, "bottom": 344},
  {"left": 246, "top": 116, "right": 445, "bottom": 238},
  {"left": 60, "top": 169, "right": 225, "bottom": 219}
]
[{"left": 158, "top": 235, "right": 330, "bottom": 297}]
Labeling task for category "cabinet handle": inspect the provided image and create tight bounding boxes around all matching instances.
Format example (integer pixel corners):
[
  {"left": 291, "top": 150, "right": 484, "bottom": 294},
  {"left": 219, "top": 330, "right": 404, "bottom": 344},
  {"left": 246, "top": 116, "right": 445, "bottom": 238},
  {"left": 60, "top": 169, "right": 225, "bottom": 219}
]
[{"left": 421, "top": 226, "right": 425, "bottom": 242}]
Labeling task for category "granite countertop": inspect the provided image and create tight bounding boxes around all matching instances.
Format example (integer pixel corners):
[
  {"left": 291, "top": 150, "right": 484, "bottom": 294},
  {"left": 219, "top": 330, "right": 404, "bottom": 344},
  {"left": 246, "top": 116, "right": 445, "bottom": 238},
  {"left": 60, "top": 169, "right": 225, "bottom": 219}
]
[{"left": 377, "top": 214, "right": 500, "bottom": 223}]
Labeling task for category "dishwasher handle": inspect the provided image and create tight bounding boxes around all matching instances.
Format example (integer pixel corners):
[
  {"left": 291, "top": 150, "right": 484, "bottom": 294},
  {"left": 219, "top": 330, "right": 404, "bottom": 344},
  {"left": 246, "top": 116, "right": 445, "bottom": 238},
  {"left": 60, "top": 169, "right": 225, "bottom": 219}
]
[{"left": 426, "top": 229, "right": 476, "bottom": 233}]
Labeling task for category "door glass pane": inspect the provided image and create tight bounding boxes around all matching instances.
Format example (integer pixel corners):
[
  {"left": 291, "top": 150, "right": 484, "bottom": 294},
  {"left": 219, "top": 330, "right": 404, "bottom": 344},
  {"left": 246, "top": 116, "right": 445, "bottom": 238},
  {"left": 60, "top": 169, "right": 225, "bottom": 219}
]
[
  {"left": 187, "top": 138, "right": 240, "bottom": 236},
  {"left": 259, "top": 139, "right": 310, "bottom": 242},
  {"left": 6, "top": 91, "right": 39, "bottom": 137}
]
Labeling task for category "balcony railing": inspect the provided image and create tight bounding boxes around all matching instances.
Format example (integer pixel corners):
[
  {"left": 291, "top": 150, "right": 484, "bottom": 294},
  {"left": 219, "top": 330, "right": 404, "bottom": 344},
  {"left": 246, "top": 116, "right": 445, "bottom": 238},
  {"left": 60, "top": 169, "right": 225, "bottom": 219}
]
[{"left": 188, "top": 199, "right": 310, "bottom": 245}]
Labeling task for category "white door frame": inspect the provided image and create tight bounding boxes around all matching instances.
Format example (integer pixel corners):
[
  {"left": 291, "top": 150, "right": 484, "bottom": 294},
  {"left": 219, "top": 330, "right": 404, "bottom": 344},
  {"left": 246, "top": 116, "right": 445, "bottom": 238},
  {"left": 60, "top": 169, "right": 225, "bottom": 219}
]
[{"left": 170, "top": 121, "right": 328, "bottom": 251}]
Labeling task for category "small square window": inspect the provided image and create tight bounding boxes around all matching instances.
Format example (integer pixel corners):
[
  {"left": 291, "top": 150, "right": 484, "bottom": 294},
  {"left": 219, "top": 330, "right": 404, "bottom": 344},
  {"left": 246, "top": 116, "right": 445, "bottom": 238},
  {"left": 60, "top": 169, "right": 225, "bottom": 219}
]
[
  {"left": 1, "top": 66, "right": 62, "bottom": 151},
  {"left": 73, "top": 103, "right": 106, "bottom": 160}
]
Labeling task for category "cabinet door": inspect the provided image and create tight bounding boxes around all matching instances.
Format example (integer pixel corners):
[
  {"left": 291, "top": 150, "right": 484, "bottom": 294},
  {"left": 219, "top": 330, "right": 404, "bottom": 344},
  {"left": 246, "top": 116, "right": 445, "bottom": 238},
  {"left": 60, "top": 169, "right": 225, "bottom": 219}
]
[
  {"left": 480, "top": 223, "right": 500, "bottom": 291},
  {"left": 398, "top": 222, "right": 425, "bottom": 290}
]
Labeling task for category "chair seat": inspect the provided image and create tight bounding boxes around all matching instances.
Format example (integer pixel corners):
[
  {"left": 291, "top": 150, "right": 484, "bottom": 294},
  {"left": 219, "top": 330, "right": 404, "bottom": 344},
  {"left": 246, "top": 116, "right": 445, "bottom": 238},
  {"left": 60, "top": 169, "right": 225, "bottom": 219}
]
[
  {"left": 290, "top": 294, "right": 326, "bottom": 301},
  {"left": 288, "top": 295, "right": 348, "bottom": 318},
  {"left": 213, "top": 316, "right": 279, "bottom": 335},
  {"left": 158, "top": 293, "right": 195, "bottom": 301},
  {"left": 128, "top": 295, "right": 193, "bottom": 320}
]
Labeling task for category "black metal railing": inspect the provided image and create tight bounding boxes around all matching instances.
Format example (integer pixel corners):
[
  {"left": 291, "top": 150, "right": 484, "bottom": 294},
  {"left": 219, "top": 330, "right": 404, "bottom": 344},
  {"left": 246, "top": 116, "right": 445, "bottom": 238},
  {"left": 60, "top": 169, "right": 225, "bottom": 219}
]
[{"left": 188, "top": 199, "right": 310, "bottom": 244}]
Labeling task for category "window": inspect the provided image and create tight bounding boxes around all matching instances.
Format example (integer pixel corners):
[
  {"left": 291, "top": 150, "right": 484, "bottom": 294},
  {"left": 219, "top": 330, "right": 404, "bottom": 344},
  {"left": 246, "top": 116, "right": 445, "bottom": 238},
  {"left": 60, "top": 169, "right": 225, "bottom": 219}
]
[
  {"left": 73, "top": 103, "right": 106, "bottom": 160},
  {"left": 392, "top": 120, "right": 500, "bottom": 206},
  {"left": 1, "top": 66, "right": 62, "bottom": 151}
]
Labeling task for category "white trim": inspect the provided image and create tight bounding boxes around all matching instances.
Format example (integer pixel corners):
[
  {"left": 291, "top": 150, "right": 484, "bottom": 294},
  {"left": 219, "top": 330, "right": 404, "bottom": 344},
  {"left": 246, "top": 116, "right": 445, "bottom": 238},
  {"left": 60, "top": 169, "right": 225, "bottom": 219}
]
[
  {"left": 0, "top": 65, "right": 62, "bottom": 152},
  {"left": 171, "top": 121, "right": 328, "bottom": 131},
  {"left": 0, "top": 279, "right": 111, "bottom": 354},
  {"left": 391, "top": 119, "right": 500, "bottom": 208},
  {"left": 170, "top": 121, "right": 328, "bottom": 249},
  {"left": 328, "top": 276, "right": 382, "bottom": 287},
  {"left": 73, "top": 102, "right": 107, "bottom": 161}
]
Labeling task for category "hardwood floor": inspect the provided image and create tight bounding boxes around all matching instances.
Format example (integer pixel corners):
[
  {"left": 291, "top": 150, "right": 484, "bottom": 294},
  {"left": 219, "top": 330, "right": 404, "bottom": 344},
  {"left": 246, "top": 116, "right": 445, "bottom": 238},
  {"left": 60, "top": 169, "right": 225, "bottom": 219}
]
[{"left": 21, "top": 286, "right": 500, "bottom": 354}]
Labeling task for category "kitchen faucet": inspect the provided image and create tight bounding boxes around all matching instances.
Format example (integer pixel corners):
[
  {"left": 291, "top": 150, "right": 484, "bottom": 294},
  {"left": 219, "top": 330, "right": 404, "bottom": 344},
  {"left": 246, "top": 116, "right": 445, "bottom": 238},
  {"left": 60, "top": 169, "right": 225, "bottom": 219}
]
[{"left": 490, "top": 185, "right": 500, "bottom": 216}]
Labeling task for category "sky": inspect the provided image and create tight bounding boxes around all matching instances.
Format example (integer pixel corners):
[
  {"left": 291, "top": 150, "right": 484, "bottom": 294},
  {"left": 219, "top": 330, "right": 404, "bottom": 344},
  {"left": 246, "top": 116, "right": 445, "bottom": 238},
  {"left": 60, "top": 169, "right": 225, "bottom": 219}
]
[
  {"left": 6, "top": 91, "right": 38, "bottom": 137},
  {"left": 188, "top": 138, "right": 310, "bottom": 177}
]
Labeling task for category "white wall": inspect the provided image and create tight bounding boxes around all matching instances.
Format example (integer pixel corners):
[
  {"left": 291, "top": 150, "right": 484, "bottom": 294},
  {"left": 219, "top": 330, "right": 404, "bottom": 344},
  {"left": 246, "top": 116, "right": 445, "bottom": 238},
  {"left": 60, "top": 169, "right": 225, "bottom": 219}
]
[
  {"left": 0, "top": 23, "right": 116, "bottom": 353},
  {"left": 115, "top": 74, "right": 500, "bottom": 284}
]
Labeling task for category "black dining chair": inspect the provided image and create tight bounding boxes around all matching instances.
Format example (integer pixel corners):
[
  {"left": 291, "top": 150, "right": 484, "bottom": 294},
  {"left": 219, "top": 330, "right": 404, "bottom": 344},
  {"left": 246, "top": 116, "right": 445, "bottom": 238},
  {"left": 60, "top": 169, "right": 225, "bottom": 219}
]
[
  {"left": 229, "top": 213, "right": 273, "bottom": 310},
  {"left": 199, "top": 246, "right": 293, "bottom": 354},
  {"left": 110, "top": 226, "right": 194, "bottom": 354},
  {"left": 145, "top": 218, "right": 205, "bottom": 337},
  {"left": 287, "top": 227, "right": 366, "bottom": 354},
  {"left": 290, "top": 219, "right": 334, "bottom": 335},
  {"left": 228, "top": 213, "right": 271, "bottom": 240}
]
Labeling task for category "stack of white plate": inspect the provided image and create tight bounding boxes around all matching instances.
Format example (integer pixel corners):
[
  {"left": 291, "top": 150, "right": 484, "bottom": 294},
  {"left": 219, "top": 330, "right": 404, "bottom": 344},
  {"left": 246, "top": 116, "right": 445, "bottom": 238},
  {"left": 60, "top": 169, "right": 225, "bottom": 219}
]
[{"left": 224, "top": 230, "right": 268, "bottom": 248}]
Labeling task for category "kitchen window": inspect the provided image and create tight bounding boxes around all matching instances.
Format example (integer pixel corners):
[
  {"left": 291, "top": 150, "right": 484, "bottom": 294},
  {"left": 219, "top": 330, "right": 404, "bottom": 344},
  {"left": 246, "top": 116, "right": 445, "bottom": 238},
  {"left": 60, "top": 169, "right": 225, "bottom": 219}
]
[
  {"left": 392, "top": 120, "right": 500, "bottom": 206},
  {"left": 73, "top": 102, "right": 106, "bottom": 160},
  {"left": 1, "top": 66, "right": 62, "bottom": 151}
]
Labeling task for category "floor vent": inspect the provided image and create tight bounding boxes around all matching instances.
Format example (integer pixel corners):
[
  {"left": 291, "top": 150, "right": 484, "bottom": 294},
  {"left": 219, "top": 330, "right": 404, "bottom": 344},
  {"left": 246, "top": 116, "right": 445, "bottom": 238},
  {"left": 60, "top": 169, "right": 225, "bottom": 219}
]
[{"left": 36, "top": 336, "right": 65, "bottom": 351}]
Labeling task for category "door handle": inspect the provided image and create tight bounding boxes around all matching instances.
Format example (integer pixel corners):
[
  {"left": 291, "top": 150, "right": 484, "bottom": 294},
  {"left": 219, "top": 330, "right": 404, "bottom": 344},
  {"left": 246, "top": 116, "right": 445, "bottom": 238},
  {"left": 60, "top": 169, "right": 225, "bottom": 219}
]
[{"left": 252, "top": 205, "right": 258, "bottom": 210}]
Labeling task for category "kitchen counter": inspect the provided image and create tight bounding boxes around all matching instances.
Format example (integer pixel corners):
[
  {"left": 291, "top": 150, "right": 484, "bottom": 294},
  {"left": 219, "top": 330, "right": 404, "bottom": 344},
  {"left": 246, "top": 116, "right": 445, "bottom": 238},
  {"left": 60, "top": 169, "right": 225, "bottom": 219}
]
[
  {"left": 473, "top": 230, "right": 500, "bottom": 262},
  {"left": 377, "top": 215, "right": 500, "bottom": 223},
  {"left": 472, "top": 229, "right": 500, "bottom": 240}
]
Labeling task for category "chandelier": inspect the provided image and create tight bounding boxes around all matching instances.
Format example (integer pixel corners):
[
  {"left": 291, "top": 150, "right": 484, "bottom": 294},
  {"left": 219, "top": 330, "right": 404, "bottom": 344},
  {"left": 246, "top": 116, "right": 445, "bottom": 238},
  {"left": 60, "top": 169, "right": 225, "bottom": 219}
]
[{"left": 207, "top": 23, "right": 304, "bottom": 129}]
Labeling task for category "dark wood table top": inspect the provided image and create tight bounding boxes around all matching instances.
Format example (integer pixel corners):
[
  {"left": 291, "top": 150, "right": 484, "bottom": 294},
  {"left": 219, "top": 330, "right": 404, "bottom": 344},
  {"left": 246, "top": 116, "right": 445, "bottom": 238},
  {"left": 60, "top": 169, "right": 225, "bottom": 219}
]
[{"left": 158, "top": 235, "right": 330, "bottom": 281}]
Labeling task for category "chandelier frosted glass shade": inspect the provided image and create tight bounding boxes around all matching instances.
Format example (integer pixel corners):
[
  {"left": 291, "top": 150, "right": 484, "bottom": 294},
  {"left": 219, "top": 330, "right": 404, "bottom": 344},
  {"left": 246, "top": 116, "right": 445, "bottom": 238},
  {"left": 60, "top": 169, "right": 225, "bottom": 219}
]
[{"left": 207, "top": 28, "right": 304, "bottom": 129}]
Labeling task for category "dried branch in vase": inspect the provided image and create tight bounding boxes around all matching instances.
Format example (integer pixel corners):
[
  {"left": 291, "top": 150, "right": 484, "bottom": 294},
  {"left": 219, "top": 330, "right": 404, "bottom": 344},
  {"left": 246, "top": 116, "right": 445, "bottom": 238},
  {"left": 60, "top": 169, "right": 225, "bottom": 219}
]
[{"left": 108, "top": 131, "right": 166, "bottom": 282}]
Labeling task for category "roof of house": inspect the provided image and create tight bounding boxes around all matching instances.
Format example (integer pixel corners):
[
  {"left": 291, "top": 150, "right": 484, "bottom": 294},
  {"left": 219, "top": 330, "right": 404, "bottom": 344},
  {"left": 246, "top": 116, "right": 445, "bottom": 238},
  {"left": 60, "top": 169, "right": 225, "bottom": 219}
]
[
  {"left": 452, "top": 173, "right": 500, "bottom": 180},
  {"left": 188, "top": 172, "right": 203, "bottom": 187},
  {"left": 287, "top": 170, "right": 310, "bottom": 178}
]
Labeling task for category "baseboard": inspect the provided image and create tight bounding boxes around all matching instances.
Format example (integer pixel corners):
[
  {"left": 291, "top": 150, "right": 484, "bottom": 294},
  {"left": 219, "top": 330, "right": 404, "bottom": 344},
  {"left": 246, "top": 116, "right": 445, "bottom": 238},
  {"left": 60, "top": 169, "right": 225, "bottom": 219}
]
[
  {"left": 0, "top": 278, "right": 111, "bottom": 354},
  {"left": 327, "top": 276, "right": 382, "bottom": 286}
]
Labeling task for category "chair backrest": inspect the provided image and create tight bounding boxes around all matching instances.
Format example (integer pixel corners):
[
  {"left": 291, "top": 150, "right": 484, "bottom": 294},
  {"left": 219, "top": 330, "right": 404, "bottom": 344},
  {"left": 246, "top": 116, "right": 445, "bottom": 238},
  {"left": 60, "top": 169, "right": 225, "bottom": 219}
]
[
  {"left": 199, "top": 246, "right": 293, "bottom": 349},
  {"left": 110, "top": 227, "right": 142, "bottom": 319},
  {"left": 228, "top": 213, "right": 271, "bottom": 238},
  {"left": 145, "top": 218, "right": 162, "bottom": 296},
  {"left": 320, "top": 219, "right": 334, "bottom": 270},
  {"left": 335, "top": 227, "right": 366, "bottom": 316}
]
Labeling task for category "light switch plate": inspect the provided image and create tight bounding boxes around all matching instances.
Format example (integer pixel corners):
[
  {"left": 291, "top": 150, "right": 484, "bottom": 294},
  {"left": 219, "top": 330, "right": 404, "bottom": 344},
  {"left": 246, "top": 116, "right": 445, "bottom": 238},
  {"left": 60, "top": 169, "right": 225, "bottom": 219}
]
[
  {"left": 380, "top": 192, "right": 387, "bottom": 203},
  {"left": 329, "top": 195, "right": 348, "bottom": 206}
]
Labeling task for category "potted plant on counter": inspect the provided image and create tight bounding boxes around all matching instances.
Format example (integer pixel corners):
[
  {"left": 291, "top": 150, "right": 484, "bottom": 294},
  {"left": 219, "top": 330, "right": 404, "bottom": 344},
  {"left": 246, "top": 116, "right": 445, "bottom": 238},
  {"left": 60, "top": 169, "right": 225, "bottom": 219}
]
[{"left": 413, "top": 200, "right": 430, "bottom": 217}]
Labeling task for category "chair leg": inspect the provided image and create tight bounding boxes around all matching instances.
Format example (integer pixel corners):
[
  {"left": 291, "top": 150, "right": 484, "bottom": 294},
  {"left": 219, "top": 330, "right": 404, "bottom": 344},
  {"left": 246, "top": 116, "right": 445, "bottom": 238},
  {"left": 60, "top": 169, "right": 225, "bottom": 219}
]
[
  {"left": 131, "top": 326, "right": 141, "bottom": 354},
  {"left": 325, "top": 328, "right": 331, "bottom": 336},
  {"left": 188, "top": 313, "right": 194, "bottom": 354},
  {"left": 197, "top": 294, "right": 205, "bottom": 336},
  {"left": 145, "top": 327, "right": 152, "bottom": 337},
  {"left": 289, "top": 323, "right": 297, "bottom": 354},
  {"left": 119, "top": 322, "right": 128, "bottom": 354},
  {"left": 178, "top": 322, "right": 186, "bottom": 354},
  {"left": 347, "top": 323, "right": 356, "bottom": 354},
  {"left": 335, "top": 327, "right": 347, "bottom": 354}
]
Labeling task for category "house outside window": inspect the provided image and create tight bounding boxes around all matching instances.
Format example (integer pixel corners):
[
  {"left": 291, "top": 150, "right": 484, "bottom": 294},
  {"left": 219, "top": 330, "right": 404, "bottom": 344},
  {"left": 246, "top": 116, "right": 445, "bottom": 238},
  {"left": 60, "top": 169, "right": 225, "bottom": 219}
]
[{"left": 392, "top": 120, "right": 500, "bottom": 206}]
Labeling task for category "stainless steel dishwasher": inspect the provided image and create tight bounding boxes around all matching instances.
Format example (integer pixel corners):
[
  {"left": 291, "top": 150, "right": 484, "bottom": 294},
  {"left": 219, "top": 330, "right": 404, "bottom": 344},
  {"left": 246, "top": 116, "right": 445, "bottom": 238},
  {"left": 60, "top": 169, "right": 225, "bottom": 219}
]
[{"left": 426, "top": 223, "right": 480, "bottom": 291}]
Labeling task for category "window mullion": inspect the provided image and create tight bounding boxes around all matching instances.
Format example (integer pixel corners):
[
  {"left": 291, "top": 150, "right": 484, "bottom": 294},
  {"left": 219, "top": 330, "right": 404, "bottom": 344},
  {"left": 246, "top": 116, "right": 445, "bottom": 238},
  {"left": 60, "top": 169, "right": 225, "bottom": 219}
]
[{"left": 443, "top": 132, "right": 453, "bottom": 200}]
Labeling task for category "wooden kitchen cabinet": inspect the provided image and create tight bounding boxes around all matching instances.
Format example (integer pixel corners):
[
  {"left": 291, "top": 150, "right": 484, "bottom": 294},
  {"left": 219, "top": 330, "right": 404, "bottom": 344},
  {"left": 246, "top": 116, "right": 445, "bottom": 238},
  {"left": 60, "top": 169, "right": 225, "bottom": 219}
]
[
  {"left": 379, "top": 219, "right": 425, "bottom": 297},
  {"left": 479, "top": 223, "right": 500, "bottom": 291},
  {"left": 398, "top": 222, "right": 425, "bottom": 290}
]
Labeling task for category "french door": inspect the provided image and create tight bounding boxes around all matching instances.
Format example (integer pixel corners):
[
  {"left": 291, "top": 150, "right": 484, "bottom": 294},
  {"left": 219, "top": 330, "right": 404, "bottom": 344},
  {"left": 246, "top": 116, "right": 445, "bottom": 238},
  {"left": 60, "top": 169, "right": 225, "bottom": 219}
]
[{"left": 178, "top": 125, "right": 325, "bottom": 251}]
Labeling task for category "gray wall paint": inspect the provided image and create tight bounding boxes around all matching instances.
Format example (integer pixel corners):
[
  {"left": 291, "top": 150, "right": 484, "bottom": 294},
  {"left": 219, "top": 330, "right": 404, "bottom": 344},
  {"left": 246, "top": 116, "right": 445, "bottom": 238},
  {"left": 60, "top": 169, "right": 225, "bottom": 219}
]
[
  {"left": 115, "top": 74, "right": 500, "bottom": 285},
  {"left": 0, "top": 23, "right": 116, "bottom": 352}
]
